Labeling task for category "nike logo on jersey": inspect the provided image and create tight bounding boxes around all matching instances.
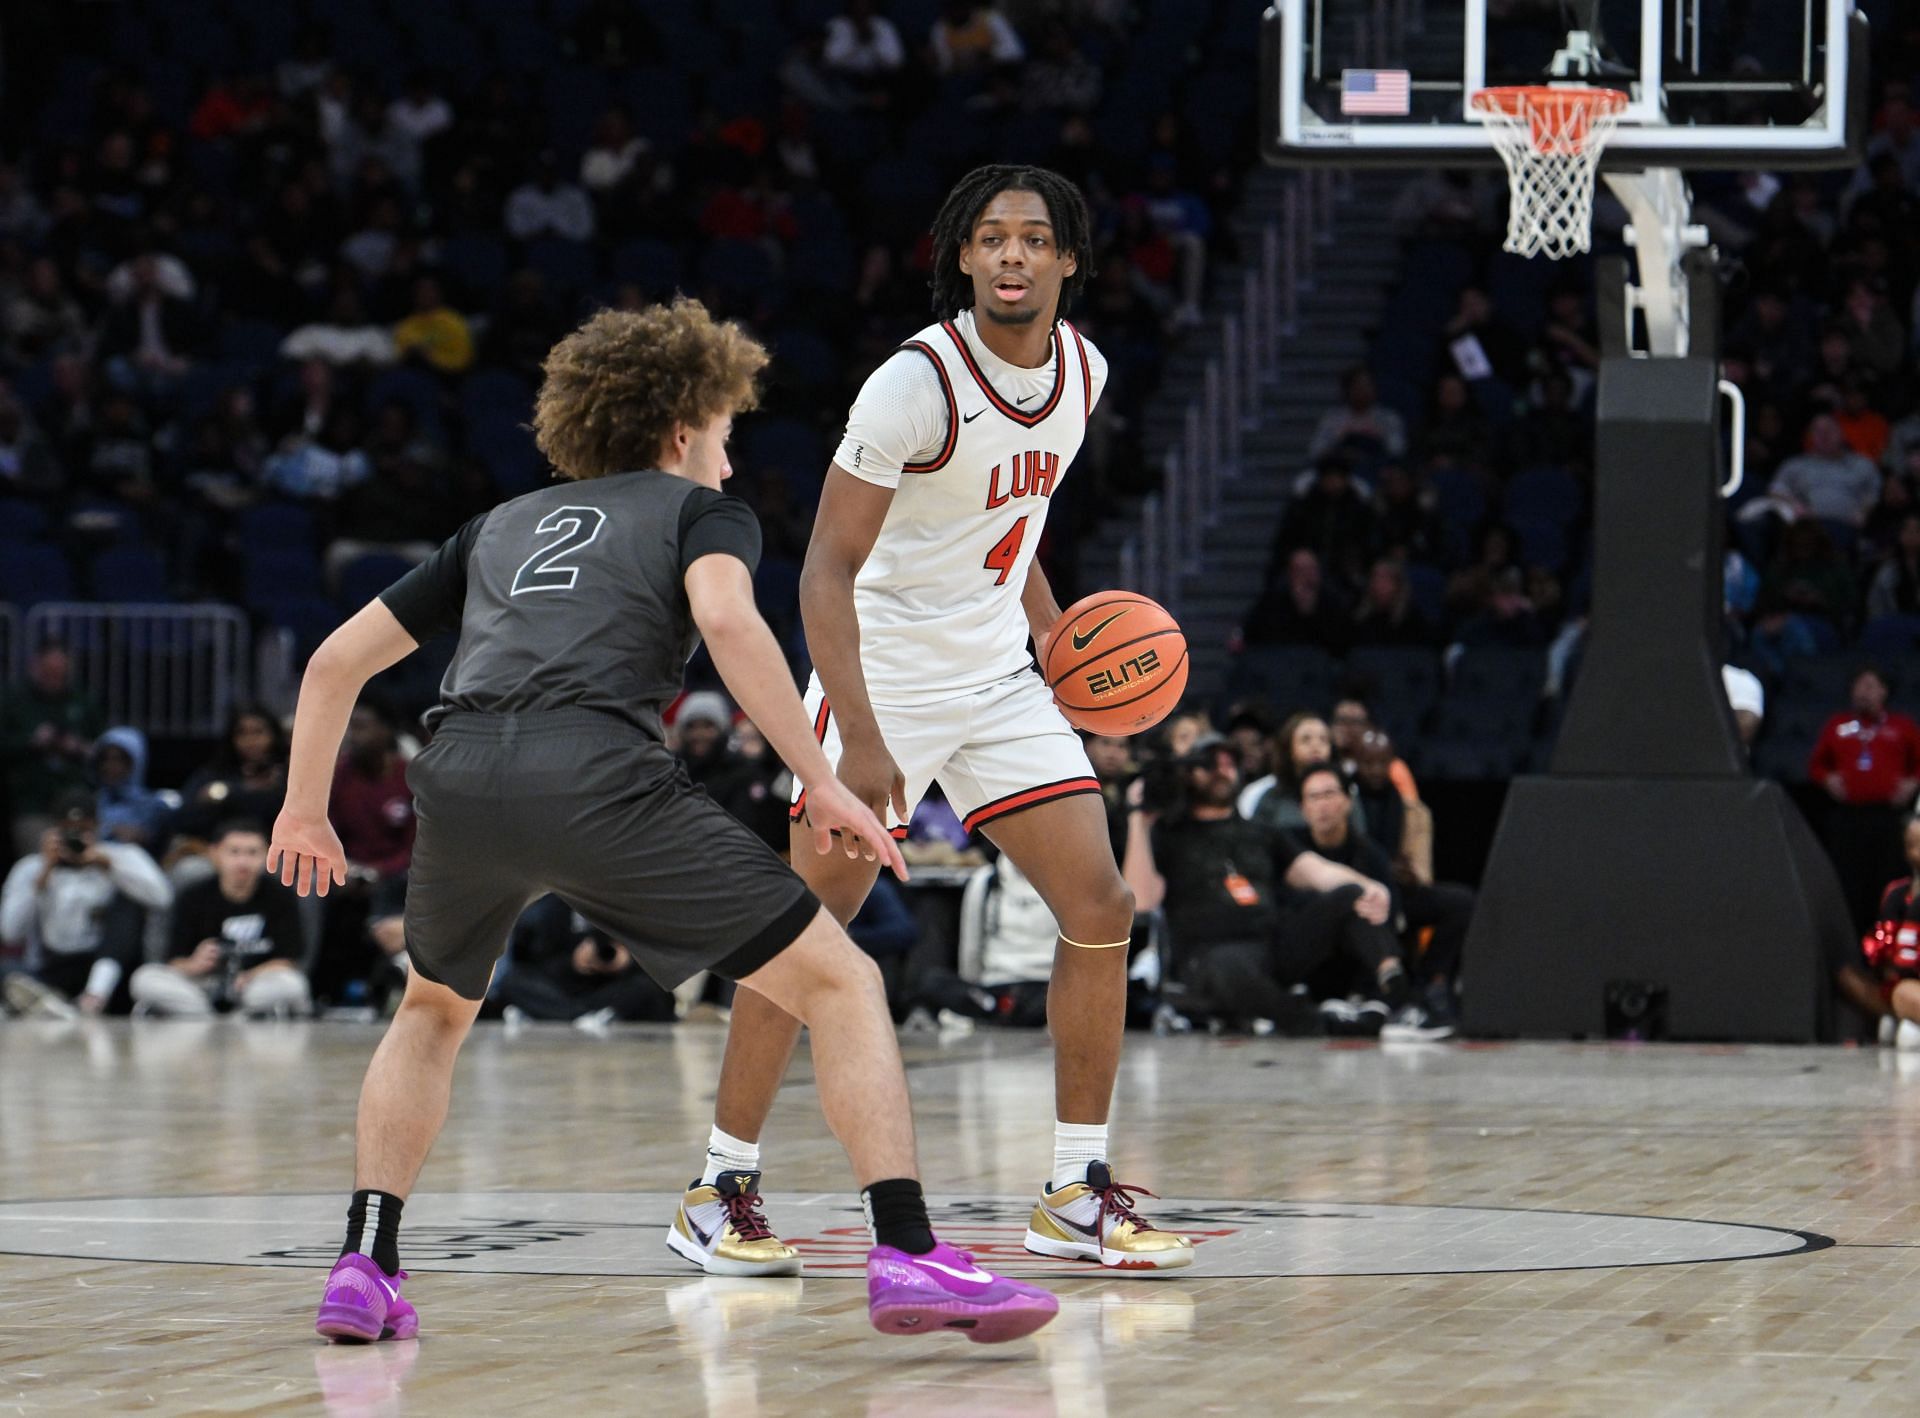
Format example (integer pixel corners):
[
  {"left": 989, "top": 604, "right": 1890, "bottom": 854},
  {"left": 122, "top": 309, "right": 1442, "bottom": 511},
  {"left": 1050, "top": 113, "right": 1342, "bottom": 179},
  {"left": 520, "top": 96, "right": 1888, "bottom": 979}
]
[
  {"left": 962, "top": 407, "right": 986, "bottom": 423},
  {"left": 1071, "top": 609, "right": 1130, "bottom": 652},
  {"left": 1015, "top": 392, "right": 1036, "bottom": 405}
]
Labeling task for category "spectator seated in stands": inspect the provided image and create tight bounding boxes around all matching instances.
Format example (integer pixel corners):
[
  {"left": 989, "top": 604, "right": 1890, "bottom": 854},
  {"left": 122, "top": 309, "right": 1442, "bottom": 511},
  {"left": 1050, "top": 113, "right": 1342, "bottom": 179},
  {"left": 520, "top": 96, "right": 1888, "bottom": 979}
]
[
  {"left": 505, "top": 149, "right": 595, "bottom": 243},
  {"left": 1085, "top": 729, "right": 1138, "bottom": 864},
  {"left": 1308, "top": 366, "right": 1406, "bottom": 463},
  {"left": 90, "top": 727, "right": 168, "bottom": 853},
  {"left": 1809, "top": 664, "right": 1920, "bottom": 933},
  {"left": 930, "top": 1, "right": 1025, "bottom": 79},
  {"left": 1867, "top": 512, "right": 1920, "bottom": 622},
  {"left": 0, "top": 384, "right": 63, "bottom": 500},
  {"left": 1759, "top": 518, "right": 1857, "bottom": 642},
  {"left": 1352, "top": 732, "right": 1472, "bottom": 1021},
  {"left": 99, "top": 253, "right": 202, "bottom": 400},
  {"left": 825, "top": 0, "right": 907, "bottom": 93},
  {"left": 1242, "top": 711, "right": 1368, "bottom": 839},
  {"left": 1122, "top": 735, "right": 1428, "bottom": 1038},
  {"left": 497, "top": 895, "right": 674, "bottom": 1029},
  {"left": 1769, "top": 413, "right": 1883, "bottom": 550},
  {"left": 174, "top": 706, "right": 289, "bottom": 847},
  {"left": 1721, "top": 665, "right": 1766, "bottom": 749},
  {"left": 0, "top": 789, "right": 172, "bottom": 1017},
  {"left": 309, "top": 701, "right": 413, "bottom": 1007},
  {"left": 671, "top": 693, "right": 791, "bottom": 855},
  {"left": 1242, "top": 548, "right": 1349, "bottom": 650},
  {"left": 1274, "top": 450, "right": 1377, "bottom": 592},
  {"left": 130, "top": 820, "right": 310, "bottom": 1018},
  {"left": 1294, "top": 761, "right": 1454, "bottom": 1038},
  {"left": 1350, "top": 558, "right": 1440, "bottom": 647},
  {"left": 392, "top": 276, "right": 475, "bottom": 376},
  {"left": 1864, "top": 818, "right": 1920, "bottom": 1048},
  {"left": 1, "top": 642, "right": 104, "bottom": 856}
]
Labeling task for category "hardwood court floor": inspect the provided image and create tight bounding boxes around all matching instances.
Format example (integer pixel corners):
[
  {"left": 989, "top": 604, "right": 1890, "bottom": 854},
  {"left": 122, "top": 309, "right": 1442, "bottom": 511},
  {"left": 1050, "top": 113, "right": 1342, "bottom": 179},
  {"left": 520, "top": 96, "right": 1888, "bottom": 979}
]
[{"left": 4, "top": 1019, "right": 1920, "bottom": 1417}]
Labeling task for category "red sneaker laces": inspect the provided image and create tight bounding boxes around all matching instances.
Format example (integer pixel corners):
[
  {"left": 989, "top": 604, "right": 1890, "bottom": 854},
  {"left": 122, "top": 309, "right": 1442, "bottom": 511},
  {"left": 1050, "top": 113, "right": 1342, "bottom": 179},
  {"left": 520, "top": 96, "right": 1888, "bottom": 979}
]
[
  {"left": 1090, "top": 1177, "right": 1161, "bottom": 1235},
  {"left": 724, "top": 1190, "right": 776, "bottom": 1243}
]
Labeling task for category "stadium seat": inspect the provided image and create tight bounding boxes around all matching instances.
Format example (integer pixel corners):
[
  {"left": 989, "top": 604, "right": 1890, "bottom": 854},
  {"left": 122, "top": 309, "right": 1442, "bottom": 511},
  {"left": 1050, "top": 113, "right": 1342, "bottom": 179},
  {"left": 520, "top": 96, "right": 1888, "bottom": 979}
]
[
  {"left": 1776, "top": 654, "right": 1860, "bottom": 708},
  {"left": 87, "top": 546, "right": 169, "bottom": 603},
  {"left": 525, "top": 237, "right": 599, "bottom": 299},
  {"left": 0, "top": 545, "right": 75, "bottom": 608},
  {"left": 1859, "top": 615, "right": 1920, "bottom": 654},
  {"left": 1226, "top": 646, "right": 1339, "bottom": 710},
  {"left": 1346, "top": 646, "right": 1443, "bottom": 717},
  {"left": 441, "top": 232, "right": 511, "bottom": 303},
  {"left": 243, "top": 549, "right": 323, "bottom": 607},
  {"left": 1449, "top": 647, "right": 1546, "bottom": 702},
  {"left": 611, "top": 239, "right": 685, "bottom": 299},
  {"left": 365, "top": 365, "right": 446, "bottom": 436},
  {"left": 236, "top": 503, "right": 318, "bottom": 553},
  {"left": 0, "top": 499, "right": 52, "bottom": 542},
  {"left": 337, "top": 554, "right": 422, "bottom": 613},
  {"left": 1504, "top": 464, "right": 1583, "bottom": 528}
]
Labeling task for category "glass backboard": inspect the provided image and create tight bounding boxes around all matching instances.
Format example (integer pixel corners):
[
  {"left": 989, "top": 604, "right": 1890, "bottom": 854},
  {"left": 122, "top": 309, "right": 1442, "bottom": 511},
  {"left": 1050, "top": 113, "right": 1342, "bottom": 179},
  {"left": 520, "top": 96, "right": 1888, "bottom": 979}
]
[{"left": 1262, "top": 0, "right": 1867, "bottom": 169}]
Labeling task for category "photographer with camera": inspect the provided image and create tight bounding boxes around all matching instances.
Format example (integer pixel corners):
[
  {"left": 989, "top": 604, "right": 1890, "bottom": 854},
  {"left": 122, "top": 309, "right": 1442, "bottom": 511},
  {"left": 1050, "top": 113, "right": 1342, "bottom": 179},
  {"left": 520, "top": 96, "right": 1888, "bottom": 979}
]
[
  {"left": 130, "top": 820, "right": 311, "bottom": 1017},
  {"left": 1120, "top": 734, "right": 1413, "bottom": 1036},
  {"left": 1, "top": 789, "right": 172, "bottom": 1017},
  {"left": 495, "top": 894, "right": 676, "bottom": 1029}
]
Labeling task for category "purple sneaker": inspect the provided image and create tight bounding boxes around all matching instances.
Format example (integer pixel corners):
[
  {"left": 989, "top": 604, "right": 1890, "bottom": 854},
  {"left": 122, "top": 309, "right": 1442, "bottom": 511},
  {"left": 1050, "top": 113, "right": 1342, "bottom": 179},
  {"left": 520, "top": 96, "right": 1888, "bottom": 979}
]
[
  {"left": 315, "top": 1254, "right": 419, "bottom": 1343},
  {"left": 867, "top": 1239, "right": 1059, "bottom": 1343}
]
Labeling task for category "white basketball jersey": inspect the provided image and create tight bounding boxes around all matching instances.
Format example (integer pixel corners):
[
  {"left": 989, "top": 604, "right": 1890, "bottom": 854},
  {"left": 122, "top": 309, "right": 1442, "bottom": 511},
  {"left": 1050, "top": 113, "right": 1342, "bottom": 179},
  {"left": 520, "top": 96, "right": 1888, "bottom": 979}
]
[{"left": 832, "top": 310, "right": 1103, "bottom": 706}]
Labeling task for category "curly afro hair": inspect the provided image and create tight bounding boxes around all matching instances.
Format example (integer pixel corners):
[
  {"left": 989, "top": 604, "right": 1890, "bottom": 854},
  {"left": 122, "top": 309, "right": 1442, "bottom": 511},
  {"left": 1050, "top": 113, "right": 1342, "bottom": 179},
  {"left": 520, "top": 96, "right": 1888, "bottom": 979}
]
[{"left": 532, "top": 298, "right": 769, "bottom": 482}]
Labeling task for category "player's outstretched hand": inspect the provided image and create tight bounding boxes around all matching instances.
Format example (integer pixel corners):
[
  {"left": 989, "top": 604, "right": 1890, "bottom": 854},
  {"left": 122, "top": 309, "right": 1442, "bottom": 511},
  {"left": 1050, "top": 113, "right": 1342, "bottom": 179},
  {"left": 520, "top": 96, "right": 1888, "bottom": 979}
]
[
  {"left": 267, "top": 809, "right": 350, "bottom": 898},
  {"left": 805, "top": 777, "right": 910, "bottom": 882}
]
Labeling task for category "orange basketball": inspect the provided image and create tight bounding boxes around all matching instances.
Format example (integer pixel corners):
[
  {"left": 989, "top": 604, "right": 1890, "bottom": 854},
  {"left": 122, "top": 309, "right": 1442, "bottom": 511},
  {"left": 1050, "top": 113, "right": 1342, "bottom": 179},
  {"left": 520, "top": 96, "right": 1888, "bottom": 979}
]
[{"left": 1043, "top": 591, "right": 1189, "bottom": 735}]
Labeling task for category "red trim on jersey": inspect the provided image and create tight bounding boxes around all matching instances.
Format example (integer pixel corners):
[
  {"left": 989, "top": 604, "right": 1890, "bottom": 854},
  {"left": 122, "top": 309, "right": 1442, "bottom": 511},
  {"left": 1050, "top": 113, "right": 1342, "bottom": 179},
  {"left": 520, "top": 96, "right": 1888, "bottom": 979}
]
[
  {"left": 941, "top": 319, "right": 1065, "bottom": 428},
  {"left": 1064, "top": 320, "right": 1092, "bottom": 424},
  {"left": 789, "top": 698, "right": 836, "bottom": 820},
  {"left": 962, "top": 776, "right": 1103, "bottom": 833},
  {"left": 898, "top": 342, "right": 958, "bottom": 474}
]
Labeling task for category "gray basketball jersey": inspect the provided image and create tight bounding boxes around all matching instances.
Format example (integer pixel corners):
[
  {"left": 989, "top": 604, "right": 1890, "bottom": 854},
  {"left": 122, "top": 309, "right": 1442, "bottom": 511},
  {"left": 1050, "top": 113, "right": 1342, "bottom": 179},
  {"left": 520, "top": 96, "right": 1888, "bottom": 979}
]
[{"left": 379, "top": 469, "right": 761, "bottom": 740}]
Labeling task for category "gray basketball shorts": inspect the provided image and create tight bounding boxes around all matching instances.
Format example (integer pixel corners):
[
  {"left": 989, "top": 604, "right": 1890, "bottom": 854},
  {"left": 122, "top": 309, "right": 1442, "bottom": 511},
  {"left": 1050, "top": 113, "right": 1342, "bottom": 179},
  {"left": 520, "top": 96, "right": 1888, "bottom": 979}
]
[{"left": 401, "top": 709, "right": 819, "bottom": 1001}]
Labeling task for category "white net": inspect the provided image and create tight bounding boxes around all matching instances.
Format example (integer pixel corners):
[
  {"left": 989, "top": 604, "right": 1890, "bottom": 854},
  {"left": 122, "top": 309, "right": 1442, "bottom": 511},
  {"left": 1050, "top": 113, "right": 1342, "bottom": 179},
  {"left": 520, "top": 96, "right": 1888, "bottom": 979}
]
[{"left": 1471, "top": 86, "right": 1627, "bottom": 260}]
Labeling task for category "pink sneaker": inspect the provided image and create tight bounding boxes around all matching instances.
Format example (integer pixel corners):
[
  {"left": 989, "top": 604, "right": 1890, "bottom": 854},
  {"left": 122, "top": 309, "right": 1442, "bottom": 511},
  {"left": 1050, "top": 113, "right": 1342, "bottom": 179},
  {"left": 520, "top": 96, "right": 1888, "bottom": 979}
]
[
  {"left": 314, "top": 1254, "right": 419, "bottom": 1343},
  {"left": 867, "top": 1239, "right": 1058, "bottom": 1343}
]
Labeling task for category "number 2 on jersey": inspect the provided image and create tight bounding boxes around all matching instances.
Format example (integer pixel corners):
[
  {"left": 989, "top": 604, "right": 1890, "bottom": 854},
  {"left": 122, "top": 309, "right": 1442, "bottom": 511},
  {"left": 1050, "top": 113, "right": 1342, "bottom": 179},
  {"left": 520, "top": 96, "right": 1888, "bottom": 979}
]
[
  {"left": 983, "top": 515, "right": 1028, "bottom": 586},
  {"left": 510, "top": 506, "right": 607, "bottom": 595}
]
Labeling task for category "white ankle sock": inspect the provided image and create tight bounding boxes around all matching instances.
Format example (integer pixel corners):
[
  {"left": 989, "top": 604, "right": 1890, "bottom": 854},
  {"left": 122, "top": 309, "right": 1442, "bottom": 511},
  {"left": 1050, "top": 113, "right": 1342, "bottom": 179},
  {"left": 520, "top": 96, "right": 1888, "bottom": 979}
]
[
  {"left": 701, "top": 1125, "right": 761, "bottom": 1187},
  {"left": 1052, "top": 1122, "right": 1109, "bottom": 1191}
]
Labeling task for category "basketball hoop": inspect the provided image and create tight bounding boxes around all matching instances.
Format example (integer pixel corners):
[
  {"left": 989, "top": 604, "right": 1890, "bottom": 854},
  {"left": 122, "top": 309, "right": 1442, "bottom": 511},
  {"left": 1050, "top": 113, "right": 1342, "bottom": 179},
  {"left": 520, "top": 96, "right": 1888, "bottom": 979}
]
[{"left": 1471, "top": 86, "right": 1628, "bottom": 260}]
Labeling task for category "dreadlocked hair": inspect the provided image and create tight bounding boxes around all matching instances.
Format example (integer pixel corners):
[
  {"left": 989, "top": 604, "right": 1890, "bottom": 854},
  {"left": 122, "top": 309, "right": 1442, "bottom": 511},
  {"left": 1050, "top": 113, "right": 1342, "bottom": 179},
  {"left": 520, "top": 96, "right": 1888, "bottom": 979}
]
[{"left": 927, "top": 164, "right": 1093, "bottom": 322}]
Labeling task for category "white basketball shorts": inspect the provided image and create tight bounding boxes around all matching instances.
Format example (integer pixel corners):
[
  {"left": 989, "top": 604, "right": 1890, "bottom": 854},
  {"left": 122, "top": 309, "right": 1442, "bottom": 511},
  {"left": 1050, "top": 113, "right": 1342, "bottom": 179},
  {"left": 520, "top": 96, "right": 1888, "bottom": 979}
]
[{"left": 787, "top": 669, "right": 1101, "bottom": 839}]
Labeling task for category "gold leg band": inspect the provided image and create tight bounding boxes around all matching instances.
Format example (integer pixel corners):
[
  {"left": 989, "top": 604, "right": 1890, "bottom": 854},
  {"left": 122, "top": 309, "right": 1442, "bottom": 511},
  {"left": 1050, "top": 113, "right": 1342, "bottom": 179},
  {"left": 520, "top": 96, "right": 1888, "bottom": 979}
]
[{"left": 1059, "top": 935, "right": 1131, "bottom": 949}]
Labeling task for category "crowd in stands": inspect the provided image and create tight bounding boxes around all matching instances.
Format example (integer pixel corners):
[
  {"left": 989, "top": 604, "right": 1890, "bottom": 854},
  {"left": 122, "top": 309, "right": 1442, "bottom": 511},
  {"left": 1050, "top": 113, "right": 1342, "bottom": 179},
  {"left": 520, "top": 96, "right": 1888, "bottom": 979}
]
[
  {"left": 1227, "top": 63, "right": 1920, "bottom": 797},
  {"left": 1, "top": 611, "right": 1467, "bottom": 1036},
  {"left": 0, "top": 0, "right": 1259, "bottom": 722}
]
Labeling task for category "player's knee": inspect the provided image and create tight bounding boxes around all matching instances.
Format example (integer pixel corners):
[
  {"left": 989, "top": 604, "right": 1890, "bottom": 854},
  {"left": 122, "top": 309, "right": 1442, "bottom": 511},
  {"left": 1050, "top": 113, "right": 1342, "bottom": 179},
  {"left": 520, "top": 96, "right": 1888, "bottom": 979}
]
[
  {"left": 395, "top": 971, "right": 480, "bottom": 1035},
  {"left": 1894, "top": 978, "right": 1920, "bottom": 1023},
  {"left": 1063, "top": 877, "right": 1135, "bottom": 946}
]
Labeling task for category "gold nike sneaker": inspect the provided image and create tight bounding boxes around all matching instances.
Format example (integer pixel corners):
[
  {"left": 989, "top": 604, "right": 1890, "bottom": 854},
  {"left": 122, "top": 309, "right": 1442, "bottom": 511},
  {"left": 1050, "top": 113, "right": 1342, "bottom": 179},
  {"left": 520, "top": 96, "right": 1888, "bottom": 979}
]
[
  {"left": 665, "top": 1170, "right": 803, "bottom": 1277},
  {"left": 1023, "top": 1161, "right": 1193, "bottom": 1272}
]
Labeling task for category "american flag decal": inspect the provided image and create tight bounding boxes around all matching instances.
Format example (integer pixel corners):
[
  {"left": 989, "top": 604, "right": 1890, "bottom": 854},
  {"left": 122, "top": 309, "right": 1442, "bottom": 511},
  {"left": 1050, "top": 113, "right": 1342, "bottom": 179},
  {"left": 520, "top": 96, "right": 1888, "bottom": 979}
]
[{"left": 1339, "top": 69, "right": 1411, "bottom": 116}]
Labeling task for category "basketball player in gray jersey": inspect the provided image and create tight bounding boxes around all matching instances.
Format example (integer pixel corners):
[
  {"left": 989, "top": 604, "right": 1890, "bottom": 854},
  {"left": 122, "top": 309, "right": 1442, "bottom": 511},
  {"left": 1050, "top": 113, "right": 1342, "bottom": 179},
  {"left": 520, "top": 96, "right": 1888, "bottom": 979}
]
[{"left": 273, "top": 299, "right": 1057, "bottom": 1345}]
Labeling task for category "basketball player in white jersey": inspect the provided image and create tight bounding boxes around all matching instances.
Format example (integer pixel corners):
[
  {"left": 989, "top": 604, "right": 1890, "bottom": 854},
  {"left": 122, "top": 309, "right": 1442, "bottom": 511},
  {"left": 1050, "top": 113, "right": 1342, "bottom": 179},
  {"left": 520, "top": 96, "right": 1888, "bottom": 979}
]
[{"left": 668, "top": 165, "right": 1191, "bottom": 1277}]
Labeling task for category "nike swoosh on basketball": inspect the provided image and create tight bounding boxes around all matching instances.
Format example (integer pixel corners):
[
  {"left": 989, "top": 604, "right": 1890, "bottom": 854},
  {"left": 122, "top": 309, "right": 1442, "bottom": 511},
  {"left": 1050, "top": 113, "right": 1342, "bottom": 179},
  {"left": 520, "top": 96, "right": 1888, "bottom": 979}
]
[
  {"left": 1071, "top": 610, "right": 1130, "bottom": 652},
  {"left": 962, "top": 408, "right": 986, "bottom": 423}
]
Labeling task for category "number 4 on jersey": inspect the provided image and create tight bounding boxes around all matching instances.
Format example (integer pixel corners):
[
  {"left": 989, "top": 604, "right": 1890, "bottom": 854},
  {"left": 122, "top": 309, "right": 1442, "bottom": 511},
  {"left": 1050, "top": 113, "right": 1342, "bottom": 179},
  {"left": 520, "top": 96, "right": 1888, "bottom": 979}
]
[
  {"left": 511, "top": 506, "right": 607, "bottom": 595},
  {"left": 983, "top": 515, "right": 1028, "bottom": 586}
]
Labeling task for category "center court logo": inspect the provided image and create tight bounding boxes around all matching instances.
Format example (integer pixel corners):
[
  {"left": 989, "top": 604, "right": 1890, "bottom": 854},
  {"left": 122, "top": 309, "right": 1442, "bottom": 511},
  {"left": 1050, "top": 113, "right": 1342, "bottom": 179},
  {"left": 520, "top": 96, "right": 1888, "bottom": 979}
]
[{"left": 0, "top": 1193, "right": 1828, "bottom": 1277}]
